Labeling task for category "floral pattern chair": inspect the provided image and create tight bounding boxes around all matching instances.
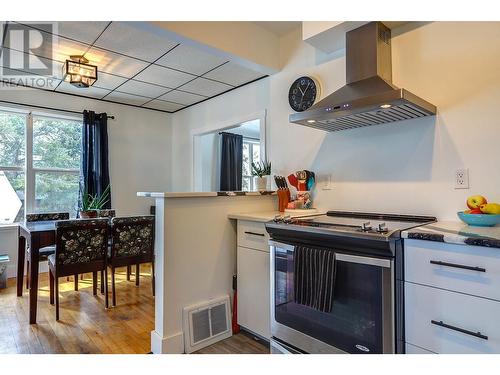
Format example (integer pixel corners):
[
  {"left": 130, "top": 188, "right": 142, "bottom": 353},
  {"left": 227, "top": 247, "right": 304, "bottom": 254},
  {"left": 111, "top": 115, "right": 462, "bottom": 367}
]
[
  {"left": 48, "top": 218, "right": 109, "bottom": 320},
  {"left": 97, "top": 209, "right": 116, "bottom": 219},
  {"left": 80, "top": 209, "right": 116, "bottom": 284},
  {"left": 108, "top": 216, "right": 155, "bottom": 306},
  {"left": 25, "top": 212, "right": 69, "bottom": 290}
]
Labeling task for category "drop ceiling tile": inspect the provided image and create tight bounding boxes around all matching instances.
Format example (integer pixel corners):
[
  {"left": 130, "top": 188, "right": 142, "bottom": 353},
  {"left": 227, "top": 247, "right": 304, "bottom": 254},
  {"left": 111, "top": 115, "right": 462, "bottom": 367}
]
[
  {"left": 134, "top": 64, "right": 194, "bottom": 88},
  {"left": 156, "top": 45, "right": 227, "bottom": 75},
  {"left": 158, "top": 89, "right": 206, "bottom": 106},
  {"left": 104, "top": 91, "right": 151, "bottom": 106},
  {"left": 94, "top": 22, "right": 178, "bottom": 62},
  {"left": 143, "top": 100, "right": 184, "bottom": 112},
  {"left": 0, "top": 67, "right": 61, "bottom": 90},
  {"left": 93, "top": 71, "right": 128, "bottom": 90},
  {"left": 32, "top": 78, "right": 62, "bottom": 90},
  {"left": 116, "top": 79, "right": 170, "bottom": 98},
  {"left": 178, "top": 77, "right": 232, "bottom": 97},
  {"left": 0, "top": 66, "right": 26, "bottom": 78},
  {"left": 55, "top": 81, "right": 110, "bottom": 99},
  {"left": 55, "top": 21, "right": 110, "bottom": 44},
  {"left": 85, "top": 47, "right": 149, "bottom": 78},
  {"left": 0, "top": 48, "right": 63, "bottom": 79},
  {"left": 45, "top": 60, "right": 64, "bottom": 79},
  {"left": 4, "top": 29, "right": 89, "bottom": 63},
  {"left": 203, "top": 62, "right": 264, "bottom": 86}
]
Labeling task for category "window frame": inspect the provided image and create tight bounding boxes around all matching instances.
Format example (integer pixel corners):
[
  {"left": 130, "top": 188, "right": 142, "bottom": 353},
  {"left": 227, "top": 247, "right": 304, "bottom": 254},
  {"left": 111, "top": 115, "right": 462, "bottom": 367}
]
[
  {"left": 0, "top": 107, "right": 82, "bottom": 220},
  {"left": 242, "top": 138, "right": 261, "bottom": 192}
]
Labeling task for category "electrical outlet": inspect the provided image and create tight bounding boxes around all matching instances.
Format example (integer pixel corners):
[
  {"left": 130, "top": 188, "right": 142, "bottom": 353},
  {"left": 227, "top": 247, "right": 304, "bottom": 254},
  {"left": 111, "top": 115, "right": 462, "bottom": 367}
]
[
  {"left": 321, "top": 174, "right": 333, "bottom": 190},
  {"left": 455, "top": 168, "right": 469, "bottom": 189}
]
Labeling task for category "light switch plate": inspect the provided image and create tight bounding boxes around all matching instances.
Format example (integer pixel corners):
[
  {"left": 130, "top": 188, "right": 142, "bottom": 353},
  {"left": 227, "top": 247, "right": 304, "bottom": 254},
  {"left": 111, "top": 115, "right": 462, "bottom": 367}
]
[{"left": 455, "top": 168, "right": 469, "bottom": 189}]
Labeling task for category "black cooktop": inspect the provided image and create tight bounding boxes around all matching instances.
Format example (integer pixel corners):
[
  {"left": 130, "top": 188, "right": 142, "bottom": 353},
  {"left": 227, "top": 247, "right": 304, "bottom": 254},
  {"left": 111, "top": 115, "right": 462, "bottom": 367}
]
[{"left": 266, "top": 211, "right": 436, "bottom": 255}]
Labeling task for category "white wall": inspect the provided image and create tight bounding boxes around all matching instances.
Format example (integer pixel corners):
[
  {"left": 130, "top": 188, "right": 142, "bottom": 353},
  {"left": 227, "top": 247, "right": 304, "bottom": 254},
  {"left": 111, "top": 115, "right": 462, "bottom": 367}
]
[
  {"left": 153, "top": 194, "right": 277, "bottom": 353},
  {"left": 200, "top": 132, "right": 218, "bottom": 191},
  {"left": 171, "top": 22, "right": 500, "bottom": 221},
  {"left": 171, "top": 80, "right": 270, "bottom": 191},
  {"left": 0, "top": 86, "right": 172, "bottom": 277}
]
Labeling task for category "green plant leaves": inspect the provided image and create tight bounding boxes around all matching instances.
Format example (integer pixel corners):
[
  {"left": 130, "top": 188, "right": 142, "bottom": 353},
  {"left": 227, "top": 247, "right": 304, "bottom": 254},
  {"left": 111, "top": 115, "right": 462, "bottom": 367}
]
[
  {"left": 81, "top": 184, "right": 110, "bottom": 211},
  {"left": 251, "top": 161, "right": 271, "bottom": 177}
]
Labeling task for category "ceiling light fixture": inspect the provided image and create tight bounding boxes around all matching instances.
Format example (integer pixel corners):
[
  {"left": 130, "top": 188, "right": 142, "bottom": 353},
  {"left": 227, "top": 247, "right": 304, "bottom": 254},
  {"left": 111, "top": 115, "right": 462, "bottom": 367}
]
[
  {"left": 307, "top": 119, "right": 316, "bottom": 123},
  {"left": 63, "top": 55, "right": 98, "bottom": 88},
  {"left": 380, "top": 104, "right": 392, "bottom": 109}
]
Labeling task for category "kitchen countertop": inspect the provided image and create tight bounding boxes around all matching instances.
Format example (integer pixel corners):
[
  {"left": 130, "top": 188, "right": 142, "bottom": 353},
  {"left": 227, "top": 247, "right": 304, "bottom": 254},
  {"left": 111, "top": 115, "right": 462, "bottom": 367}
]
[
  {"left": 228, "top": 210, "right": 325, "bottom": 223},
  {"left": 137, "top": 191, "right": 276, "bottom": 198},
  {"left": 402, "top": 221, "right": 500, "bottom": 249}
]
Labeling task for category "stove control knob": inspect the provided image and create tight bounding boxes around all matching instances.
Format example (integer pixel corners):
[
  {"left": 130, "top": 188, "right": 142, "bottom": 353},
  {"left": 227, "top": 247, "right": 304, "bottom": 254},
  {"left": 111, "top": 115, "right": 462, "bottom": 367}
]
[
  {"left": 362, "top": 221, "right": 372, "bottom": 231},
  {"left": 283, "top": 215, "right": 292, "bottom": 224},
  {"left": 273, "top": 215, "right": 283, "bottom": 223},
  {"left": 377, "top": 223, "right": 388, "bottom": 233}
]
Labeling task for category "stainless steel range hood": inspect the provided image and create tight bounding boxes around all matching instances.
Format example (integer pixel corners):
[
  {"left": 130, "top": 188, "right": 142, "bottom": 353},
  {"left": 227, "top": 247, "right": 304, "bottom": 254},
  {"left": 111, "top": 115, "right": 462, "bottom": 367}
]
[{"left": 290, "top": 22, "right": 436, "bottom": 132}]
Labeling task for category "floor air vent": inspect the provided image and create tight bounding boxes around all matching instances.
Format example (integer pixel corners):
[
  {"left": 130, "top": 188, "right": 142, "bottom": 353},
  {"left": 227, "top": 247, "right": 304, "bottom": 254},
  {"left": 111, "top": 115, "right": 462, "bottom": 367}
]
[{"left": 183, "top": 295, "right": 232, "bottom": 353}]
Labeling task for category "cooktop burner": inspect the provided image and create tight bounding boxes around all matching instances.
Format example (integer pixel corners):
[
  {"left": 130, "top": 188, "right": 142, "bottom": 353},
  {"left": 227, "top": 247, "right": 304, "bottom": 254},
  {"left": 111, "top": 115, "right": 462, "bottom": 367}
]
[{"left": 269, "top": 211, "right": 436, "bottom": 241}]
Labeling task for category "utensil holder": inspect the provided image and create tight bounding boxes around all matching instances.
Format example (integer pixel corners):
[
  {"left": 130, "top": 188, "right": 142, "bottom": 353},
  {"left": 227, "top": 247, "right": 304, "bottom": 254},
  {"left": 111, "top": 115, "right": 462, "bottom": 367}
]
[{"left": 278, "top": 190, "right": 290, "bottom": 212}]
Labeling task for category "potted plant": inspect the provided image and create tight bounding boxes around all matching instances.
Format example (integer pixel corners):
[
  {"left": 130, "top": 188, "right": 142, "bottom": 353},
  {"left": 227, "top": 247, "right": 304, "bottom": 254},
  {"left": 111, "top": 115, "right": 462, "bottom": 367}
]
[
  {"left": 251, "top": 161, "right": 272, "bottom": 191},
  {"left": 79, "top": 185, "right": 111, "bottom": 218}
]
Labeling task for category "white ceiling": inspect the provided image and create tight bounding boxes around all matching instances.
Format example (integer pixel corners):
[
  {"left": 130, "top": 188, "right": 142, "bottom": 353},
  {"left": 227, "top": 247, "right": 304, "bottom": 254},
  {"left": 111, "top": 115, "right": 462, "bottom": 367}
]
[
  {"left": 254, "top": 21, "right": 301, "bottom": 36},
  {"left": 0, "top": 21, "right": 268, "bottom": 113}
]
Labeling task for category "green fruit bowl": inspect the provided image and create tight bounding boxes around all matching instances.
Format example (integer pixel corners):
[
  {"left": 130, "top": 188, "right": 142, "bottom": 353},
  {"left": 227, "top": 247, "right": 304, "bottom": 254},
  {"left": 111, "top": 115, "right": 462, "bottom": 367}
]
[{"left": 457, "top": 211, "right": 500, "bottom": 227}]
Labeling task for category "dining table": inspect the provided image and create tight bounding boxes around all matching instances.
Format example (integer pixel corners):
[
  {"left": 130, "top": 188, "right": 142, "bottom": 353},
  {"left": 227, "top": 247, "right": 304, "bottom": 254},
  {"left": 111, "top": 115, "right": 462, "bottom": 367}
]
[{"left": 17, "top": 220, "right": 57, "bottom": 324}]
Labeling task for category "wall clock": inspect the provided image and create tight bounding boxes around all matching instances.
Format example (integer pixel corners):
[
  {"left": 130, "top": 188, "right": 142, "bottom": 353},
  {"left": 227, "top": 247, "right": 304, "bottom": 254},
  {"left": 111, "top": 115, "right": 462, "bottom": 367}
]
[{"left": 288, "top": 76, "right": 321, "bottom": 112}]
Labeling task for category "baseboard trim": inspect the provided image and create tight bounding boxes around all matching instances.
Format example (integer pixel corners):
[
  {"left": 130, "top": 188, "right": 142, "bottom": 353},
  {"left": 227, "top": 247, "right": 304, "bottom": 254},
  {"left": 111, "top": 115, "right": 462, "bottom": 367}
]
[
  {"left": 6, "top": 261, "right": 48, "bottom": 279},
  {"left": 151, "top": 330, "right": 184, "bottom": 354}
]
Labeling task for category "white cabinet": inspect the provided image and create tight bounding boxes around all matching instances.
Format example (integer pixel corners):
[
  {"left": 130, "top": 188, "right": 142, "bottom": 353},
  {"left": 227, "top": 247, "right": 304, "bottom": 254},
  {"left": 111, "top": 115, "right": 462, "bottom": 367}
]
[
  {"left": 405, "top": 282, "right": 500, "bottom": 354},
  {"left": 237, "top": 220, "right": 270, "bottom": 252},
  {"left": 237, "top": 246, "right": 270, "bottom": 339},
  {"left": 236, "top": 220, "right": 270, "bottom": 339},
  {"left": 404, "top": 239, "right": 500, "bottom": 354},
  {"left": 405, "top": 239, "right": 500, "bottom": 301}
]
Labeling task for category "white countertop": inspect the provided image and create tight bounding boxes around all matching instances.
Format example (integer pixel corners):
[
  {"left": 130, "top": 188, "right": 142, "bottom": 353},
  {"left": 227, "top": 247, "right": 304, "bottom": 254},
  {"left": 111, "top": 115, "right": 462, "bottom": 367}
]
[
  {"left": 402, "top": 220, "right": 500, "bottom": 248},
  {"left": 228, "top": 210, "right": 325, "bottom": 223},
  {"left": 0, "top": 223, "right": 17, "bottom": 232},
  {"left": 137, "top": 191, "right": 276, "bottom": 198}
]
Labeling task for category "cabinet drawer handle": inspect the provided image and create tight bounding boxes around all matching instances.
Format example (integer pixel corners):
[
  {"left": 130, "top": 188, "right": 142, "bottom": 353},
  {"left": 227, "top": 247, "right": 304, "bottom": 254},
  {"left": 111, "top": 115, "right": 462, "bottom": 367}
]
[
  {"left": 244, "top": 231, "right": 265, "bottom": 237},
  {"left": 430, "top": 260, "right": 486, "bottom": 273},
  {"left": 431, "top": 320, "right": 488, "bottom": 340}
]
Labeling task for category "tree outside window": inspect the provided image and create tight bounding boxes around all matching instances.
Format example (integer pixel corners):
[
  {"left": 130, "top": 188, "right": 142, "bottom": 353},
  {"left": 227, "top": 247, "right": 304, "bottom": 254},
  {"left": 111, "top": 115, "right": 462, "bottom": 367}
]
[
  {"left": 242, "top": 139, "right": 260, "bottom": 191},
  {"left": 0, "top": 110, "right": 82, "bottom": 223}
]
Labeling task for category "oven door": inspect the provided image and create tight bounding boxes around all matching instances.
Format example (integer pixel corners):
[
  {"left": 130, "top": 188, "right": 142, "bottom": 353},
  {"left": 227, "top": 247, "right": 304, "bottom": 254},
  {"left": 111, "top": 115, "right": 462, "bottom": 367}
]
[{"left": 270, "top": 241, "right": 394, "bottom": 354}]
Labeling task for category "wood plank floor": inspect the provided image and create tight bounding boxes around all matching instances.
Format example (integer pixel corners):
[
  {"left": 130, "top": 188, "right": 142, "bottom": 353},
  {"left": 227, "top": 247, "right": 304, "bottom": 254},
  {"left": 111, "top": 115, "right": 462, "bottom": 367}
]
[
  {"left": 195, "top": 331, "right": 269, "bottom": 354},
  {"left": 0, "top": 266, "right": 155, "bottom": 354},
  {"left": 0, "top": 266, "right": 269, "bottom": 354}
]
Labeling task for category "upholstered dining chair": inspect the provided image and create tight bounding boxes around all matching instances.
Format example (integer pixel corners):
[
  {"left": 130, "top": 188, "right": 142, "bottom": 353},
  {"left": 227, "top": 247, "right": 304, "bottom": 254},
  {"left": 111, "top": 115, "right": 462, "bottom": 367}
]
[
  {"left": 80, "top": 209, "right": 116, "bottom": 287},
  {"left": 98, "top": 209, "right": 116, "bottom": 219},
  {"left": 48, "top": 218, "right": 109, "bottom": 320},
  {"left": 25, "top": 212, "right": 69, "bottom": 290},
  {"left": 108, "top": 216, "right": 155, "bottom": 306}
]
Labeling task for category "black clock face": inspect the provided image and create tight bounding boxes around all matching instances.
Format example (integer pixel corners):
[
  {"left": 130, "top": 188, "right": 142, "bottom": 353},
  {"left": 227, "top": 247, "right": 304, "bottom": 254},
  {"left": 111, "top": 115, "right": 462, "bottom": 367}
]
[{"left": 288, "top": 76, "right": 318, "bottom": 112}]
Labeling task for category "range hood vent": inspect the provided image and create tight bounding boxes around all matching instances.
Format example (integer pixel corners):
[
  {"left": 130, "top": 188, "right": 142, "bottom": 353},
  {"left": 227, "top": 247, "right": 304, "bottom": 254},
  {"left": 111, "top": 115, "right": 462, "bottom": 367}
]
[{"left": 290, "top": 22, "right": 436, "bottom": 132}]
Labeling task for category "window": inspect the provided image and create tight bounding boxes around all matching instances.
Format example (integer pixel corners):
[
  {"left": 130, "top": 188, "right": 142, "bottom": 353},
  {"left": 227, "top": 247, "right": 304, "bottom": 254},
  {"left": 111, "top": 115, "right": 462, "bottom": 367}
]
[
  {"left": 32, "top": 116, "right": 82, "bottom": 217},
  {"left": 0, "top": 111, "right": 26, "bottom": 222},
  {"left": 0, "top": 109, "right": 82, "bottom": 223},
  {"left": 242, "top": 139, "right": 260, "bottom": 191}
]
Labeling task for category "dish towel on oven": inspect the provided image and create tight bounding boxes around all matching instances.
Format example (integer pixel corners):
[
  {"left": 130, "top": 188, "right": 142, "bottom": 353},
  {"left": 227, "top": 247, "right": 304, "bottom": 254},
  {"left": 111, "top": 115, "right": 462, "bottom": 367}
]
[{"left": 294, "top": 245, "right": 336, "bottom": 313}]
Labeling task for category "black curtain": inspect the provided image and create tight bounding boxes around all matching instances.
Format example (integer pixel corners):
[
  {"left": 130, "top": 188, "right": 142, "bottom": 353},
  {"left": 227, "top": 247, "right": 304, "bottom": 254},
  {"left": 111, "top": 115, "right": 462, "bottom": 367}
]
[
  {"left": 79, "top": 110, "right": 111, "bottom": 209},
  {"left": 219, "top": 132, "right": 243, "bottom": 191}
]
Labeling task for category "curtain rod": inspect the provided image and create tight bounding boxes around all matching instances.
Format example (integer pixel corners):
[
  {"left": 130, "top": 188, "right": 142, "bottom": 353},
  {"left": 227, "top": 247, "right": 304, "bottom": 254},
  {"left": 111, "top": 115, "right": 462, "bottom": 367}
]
[
  {"left": 218, "top": 131, "right": 260, "bottom": 142},
  {"left": 0, "top": 99, "right": 115, "bottom": 119}
]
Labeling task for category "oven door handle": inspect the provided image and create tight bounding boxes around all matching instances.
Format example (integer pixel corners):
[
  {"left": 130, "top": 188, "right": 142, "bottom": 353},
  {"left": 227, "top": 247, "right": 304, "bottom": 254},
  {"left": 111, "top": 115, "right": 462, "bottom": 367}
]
[{"left": 336, "top": 253, "right": 392, "bottom": 268}]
